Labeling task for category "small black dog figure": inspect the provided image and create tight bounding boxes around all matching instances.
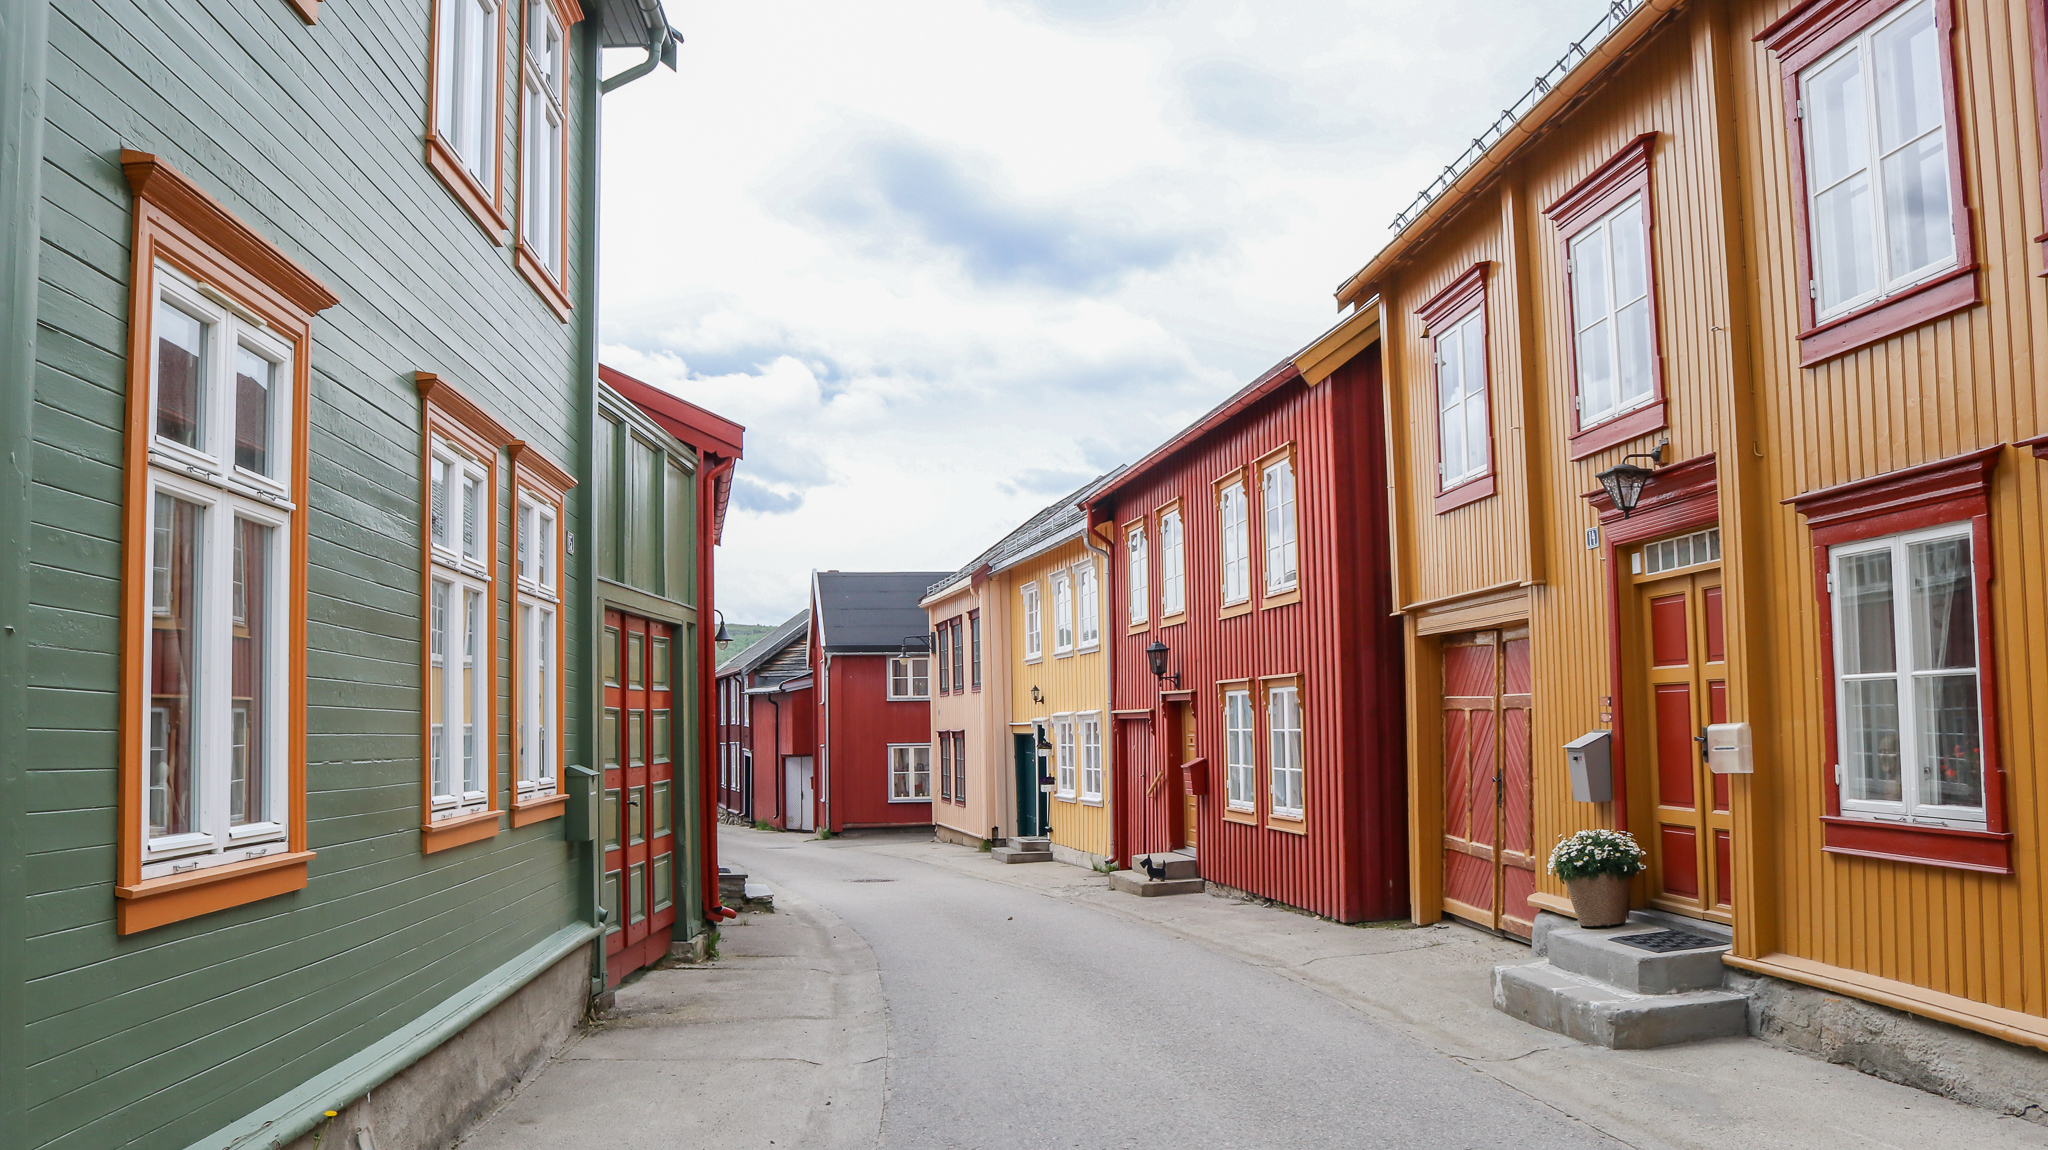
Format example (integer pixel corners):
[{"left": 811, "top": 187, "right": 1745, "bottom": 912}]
[{"left": 1141, "top": 855, "right": 1168, "bottom": 881}]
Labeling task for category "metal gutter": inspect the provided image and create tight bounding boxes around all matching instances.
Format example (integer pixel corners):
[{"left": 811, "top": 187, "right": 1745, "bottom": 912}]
[{"left": 1081, "top": 525, "right": 1120, "bottom": 867}]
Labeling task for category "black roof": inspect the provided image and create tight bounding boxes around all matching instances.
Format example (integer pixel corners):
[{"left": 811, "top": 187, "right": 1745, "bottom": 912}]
[
  {"left": 715, "top": 609, "right": 809, "bottom": 681},
  {"left": 814, "top": 571, "right": 951, "bottom": 654}
]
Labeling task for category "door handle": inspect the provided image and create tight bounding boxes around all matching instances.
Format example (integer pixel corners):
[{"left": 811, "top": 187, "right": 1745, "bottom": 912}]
[{"left": 1694, "top": 731, "right": 1709, "bottom": 764}]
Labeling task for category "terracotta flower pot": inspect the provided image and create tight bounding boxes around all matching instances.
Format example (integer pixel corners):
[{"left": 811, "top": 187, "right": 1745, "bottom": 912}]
[{"left": 1565, "top": 873, "right": 1631, "bottom": 928}]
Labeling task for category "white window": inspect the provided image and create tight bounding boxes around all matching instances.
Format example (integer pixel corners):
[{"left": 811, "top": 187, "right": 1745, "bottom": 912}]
[
  {"left": 1053, "top": 715, "right": 1077, "bottom": 797},
  {"left": 435, "top": 0, "right": 501, "bottom": 187},
  {"left": 1568, "top": 195, "right": 1655, "bottom": 428},
  {"left": 1219, "top": 482, "right": 1250, "bottom": 605},
  {"left": 888, "top": 656, "right": 930, "bottom": 700},
  {"left": 1799, "top": 0, "right": 1955, "bottom": 319},
  {"left": 141, "top": 264, "right": 295, "bottom": 877},
  {"left": 428, "top": 438, "right": 492, "bottom": 821},
  {"left": 1435, "top": 309, "right": 1489, "bottom": 488},
  {"left": 1074, "top": 562, "right": 1100, "bottom": 650},
  {"left": 520, "top": 0, "right": 566, "bottom": 275},
  {"left": 1052, "top": 572, "right": 1075, "bottom": 654},
  {"left": 1159, "top": 508, "right": 1185, "bottom": 616},
  {"left": 1079, "top": 713, "right": 1102, "bottom": 801},
  {"left": 1261, "top": 456, "right": 1298, "bottom": 595},
  {"left": 1831, "top": 523, "right": 1984, "bottom": 826},
  {"left": 1127, "top": 524, "right": 1149, "bottom": 625},
  {"left": 1223, "top": 689, "right": 1255, "bottom": 811},
  {"left": 1268, "top": 684, "right": 1304, "bottom": 818},
  {"left": 515, "top": 492, "right": 558, "bottom": 801},
  {"left": 1021, "top": 582, "right": 1043, "bottom": 662},
  {"left": 889, "top": 744, "right": 931, "bottom": 801}
]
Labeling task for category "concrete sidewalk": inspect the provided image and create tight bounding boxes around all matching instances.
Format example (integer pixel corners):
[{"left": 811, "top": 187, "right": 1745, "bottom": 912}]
[{"left": 456, "top": 881, "right": 885, "bottom": 1150}]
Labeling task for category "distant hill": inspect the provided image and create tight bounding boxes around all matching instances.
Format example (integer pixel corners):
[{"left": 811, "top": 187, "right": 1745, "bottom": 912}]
[{"left": 718, "top": 622, "right": 781, "bottom": 665}]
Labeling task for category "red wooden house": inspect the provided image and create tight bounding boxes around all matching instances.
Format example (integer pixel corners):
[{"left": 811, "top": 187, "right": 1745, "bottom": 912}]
[
  {"left": 810, "top": 571, "right": 950, "bottom": 832},
  {"left": 1085, "top": 344, "right": 1407, "bottom": 922},
  {"left": 716, "top": 610, "right": 816, "bottom": 830}
]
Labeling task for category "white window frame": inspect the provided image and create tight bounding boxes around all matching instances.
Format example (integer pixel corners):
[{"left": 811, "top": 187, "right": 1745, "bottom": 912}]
[
  {"left": 888, "top": 743, "right": 931, "bottom": 802},
  {"left": 515, "top": 490, "right": 558, "bottom": 801},
  {"left": 1567, "top": 194, "right": 1655, "bottom": 428},
  {"left": 1159, "top": 508, "right": 1185, "bottom": 617},
  {"left": 1079, "top": 712, "right": 1102, "bottom": 802},
  {"left": 1052, "top": 572, "right": 1075, "bottom": 655},
  {"left": 1223, "top": 689, "right": 1254, "bottom": 812},
  {"left": 1797, "top": 0, "right": 1957, "bottom": 321},
  {"left": 1021, "top": 581, "right": 1043, "bottom": 662},
  {"left": 1073, "top": 561, "right": 1100, "bottom": 651},
  {"left": 1268, "top": 683, "right": 1304, "bottom": 819},
  {"left": 435, "top": 0, "right": 501, "bottom": 187},
  {"left": 1261, "top": 456, "right": 1298, "bottom": 595},
  {"left": 1434, "top": 308, "right": 1490, "bottom": 489},
  {"left": 519, "top": 0, "right": 566, "bottom": 276},
  {"left": 139, "top": 263, "right": 296, "bottom": 877},
  {"left": 887, "top": 655, "right": 930, "bottom": 700},
  {"left": 1053, "top": 714, "right": 1077, "bottom": 798},
  {"left": 1127, "top": 524, "right": 1149, "bottom": 625},
  {"left": 1829, "top": 521, "right": 1985, "bottom": 828},
  {"left": 1218, "top": 481, "right": 1250, "bottom": 606}
]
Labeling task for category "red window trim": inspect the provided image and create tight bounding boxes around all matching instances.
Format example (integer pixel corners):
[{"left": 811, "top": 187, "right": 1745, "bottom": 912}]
[
  {"left": 1544, "top": 133, "right": 1669, "bottom": 461},
  {"left": 968, "top": 609, "right": 982, "bottom": 692},
  {"left": 2031, "top": 0, "right": 2048, "bottom": 267},
  {"left": 1415, "top": 262, "right": 1498, "bottom": 514},
  {"left": 1785, "top": 445, "right": 2010, "bottom": 874},
  {"left": 2021, "top": 431, "right": 2048, "bottom": 459},
  {"left": 1758, "top": 0, "right": 1980, "bottom": 367}
]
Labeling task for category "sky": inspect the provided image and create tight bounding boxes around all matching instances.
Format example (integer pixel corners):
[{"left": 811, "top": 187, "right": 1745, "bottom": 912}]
[{"left": 596, "top": 0, "right": 1616, "bottom": 625}]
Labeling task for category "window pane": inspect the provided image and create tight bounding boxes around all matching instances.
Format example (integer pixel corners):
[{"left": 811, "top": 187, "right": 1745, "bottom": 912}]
[
  {"left": 1916, "top": 673, "right": 1982, "bottom": 809},
  {"left": 1437, "top": 324, "right": 1462, "bottom": 411},
  {"left": 1440, "top": 384, "right": 1465, "bottom": 480},
  {"left": 431, "top": 457, "right": 449, "bottom": 549},
  {"left": 1615, "top": 297, "right": 1655, "bottom": 408},
  {"left": 1806, "top": 51, "right": 1869, "bottom": 190},
  {"left": 1576, "top": 319, "right": 1615, "bottom": 419},
  {"left": 230, "top": 518, "right": 272, "bottom": 826},
  {"left": 463, "top": 587, "right": 482, "bottom": 795},
  {"left": 149, "top": 493, "right": 203, "bottom": 839},
  {"left": 1815, "top": 175, "right": 1877, "bottom": 311},
  {"left": 1843, "top": 678, "right": 1901, "bottom": 802},
  {"left": 1880, "top": 134, "right": 1953, "bottom": 277},
  {"left": 1570, "top": 229, "right": 1609, "bottom": 333},
  {"left": 1464, "top": 392, "right": 1489, "bottom": 477},
  {"left": 155, "top": 301, "right": 206, "bottom": 449},
  {"left": 1838, "top": 549, "right": 1896, "bottom": 674},
  {"left": 1460, "top": 312, "right": 1486, "bottom": 399},
  {"left": 431, "top": 580, "right": 451, "bottom": 798},
  {"left": 461, "top": 475, "right": 479, "bottom": 563},
  {"left": 234, "top": 347, "right": 273, "bottom": 476},
  {"left": 1873, "top": 2, "right": 1943, "bottom": 151},
  {"left": 1908, "top": 536, "right": 1973, "bottom": 670},
  {"left": 1609, "top": 203, "right": 1646, "bottom": 305}
]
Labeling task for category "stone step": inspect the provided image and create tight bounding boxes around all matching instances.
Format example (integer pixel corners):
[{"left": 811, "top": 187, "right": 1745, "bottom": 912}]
[
  {"left": 741, "top": 883, "right": 775, "bottom": 910},
  {"left": 1540, "top": 914, "right": 1730, "bottom": 994},
  {"left": 1493, "top": 960, "right": 1750, "bottom": 1049},
  {"left": 1108, "top": 870, "right": 1205, "bottom": 897},
  {"left": 1129, "top": 851, "right": 1199, "bottom": 881},
  {"left": 991, "top": 847, "right": 1054, "bottom": 864},
  {"left": 1007, "top": 837, "right": 1051, "bottom": 852}
]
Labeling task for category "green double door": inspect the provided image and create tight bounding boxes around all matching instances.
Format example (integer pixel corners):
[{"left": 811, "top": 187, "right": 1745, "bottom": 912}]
[{"left": 1014, "top": 733, "right": 1048, "bottom": 837}]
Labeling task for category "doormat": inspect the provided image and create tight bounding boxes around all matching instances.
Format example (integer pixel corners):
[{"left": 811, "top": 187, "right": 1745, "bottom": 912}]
[{"left": 1611, "top": 929, "right": 1724, "bottom": 953}]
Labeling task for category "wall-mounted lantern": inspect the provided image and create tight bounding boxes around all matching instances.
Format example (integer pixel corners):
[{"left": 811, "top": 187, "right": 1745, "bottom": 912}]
[
  {"left": 713, "top": 609, "right": 733, "bottom": 652},
  {"left": 1030, "top": 685, "right": 1045, "bottom": 705},
  {"left": 1594, "top": 442, "right": 1666, "bottom": 518},
  {"left": 1145, "top": 640, "right": 1181, "bottom": 690}
]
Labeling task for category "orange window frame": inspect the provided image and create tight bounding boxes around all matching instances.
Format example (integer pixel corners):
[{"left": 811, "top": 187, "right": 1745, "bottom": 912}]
[
  {"left": 115, "top": 152, "right": 338, "bottom": 934},
  {"left": 1124, "top": 517, "right": 1151, "bottom": 634},
  {"left": 1154, "top": 498, "right": 1187, "bottom": 627},
  {"left": 1262, "top": 673, "right": 1306, "bottom": 832},
  {"left": 1253, "top": 443, "right": 1301, "bottom": 609},
  {"left": 426, "top": 0, "right": 511, "bottom": 243},
  {"left": 1217, "top": 678, "right": 1256, "bottom": 826},
  {"left": 417, "top": 372, "right": 517, "bottom": 852},
  {"left": 1213, "top": 467, "right": 1252, "bottom": 619},
  {"left": 509, "top": 441, "right": 575, "bottom": 827},
  {"left": 515, "top": 0, "right": 583, "bottom": 319}
]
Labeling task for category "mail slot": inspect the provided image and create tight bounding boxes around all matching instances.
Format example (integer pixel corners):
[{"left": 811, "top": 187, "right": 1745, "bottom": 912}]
[
  {"left": 1706, "top": 722, "right": 1753, "bottom": 774},
  {"left": 1564, "top": 731, "right": 1613, "bottom": 803}
]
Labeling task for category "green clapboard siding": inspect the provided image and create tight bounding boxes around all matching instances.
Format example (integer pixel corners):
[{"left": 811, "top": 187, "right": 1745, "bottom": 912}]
[{"left": 9, "top": 0, "right": 637, "bottom": 1144}]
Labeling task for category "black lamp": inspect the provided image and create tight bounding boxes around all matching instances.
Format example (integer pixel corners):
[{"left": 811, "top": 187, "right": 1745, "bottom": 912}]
[
  {"left": 1595, "top": 443, "right": 1666, "bottom": 519},
  {"left": 713, "top": 609, "right": 733, "bottom": 651},
  {"left": 1030, "top": 685, "right": 1044, "bottom": 705},
  {"left": 1145, "top": 640, "right": 1181, "bottom": 690}
]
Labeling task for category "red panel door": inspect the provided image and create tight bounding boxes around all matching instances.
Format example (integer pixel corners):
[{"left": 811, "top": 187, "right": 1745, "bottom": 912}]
[
  {"left": 603, "top": 610, "right": 678, "bottom": 986},
  {"left": 1442, "top": 630, "right": 1535, "bottom": 935},
  {"left": 1637, "top": 570, "right": 1731, "bottom": 923},
  {"left": 1498, "top": 630, "right": 1536, "bottom": 940}
]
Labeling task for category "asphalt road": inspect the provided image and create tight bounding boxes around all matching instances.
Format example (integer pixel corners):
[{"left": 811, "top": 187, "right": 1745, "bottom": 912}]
[{"left": 726, "top": 832, "right": 1619, "bottom": 1150}]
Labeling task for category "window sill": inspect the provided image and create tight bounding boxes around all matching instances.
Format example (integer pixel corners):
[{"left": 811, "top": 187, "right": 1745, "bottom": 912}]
[
  {"left": 116, "top": 849, "right": 314, "bottom": 934},
  {"left": 1075, "top": 642, "right": 1100, "bottom": 654},
  {"left": 1023, "top": 654, "right": 1044, "bottom": 665},
  {"left": 1053, "top": 648, "right": 1075, "bottom": 659},
  {"left": 1054, "top": 793, "right": 1078, "bottom": 804},
  {"left": 516, "top": 243, "right": 573, "bottom": 322},
  {"left": 1798, "top": 266, "right": 1979, "bottom": 367},
  {"left": 1260, "top": 587, "right": 1302, "bottom": 610},
  {"left": 1222, "top": 806, "right": 1257, "bottom": 826},
  {"left": 511, "top": 792, "right": 570, "bottom": 827},
  {"left": 1080, "top": 797, "right": 1104, "bottom": 808},
  {"left": 1157, "top": 612, "right": 1188, "bottom": 629},
  {"left": 425, "top": 134, "right": 507, "bottom": 245},
  {"left": 1267, "top": 812, "right": 1307, "bottom": 835},
  {"left": 886, "top": 695, "right": 930, "bottom": 703},
  {"left": 1568, "top": 400, "right": 1667, "bottom": 461},
  {"left": 1127, "top": 620, "right": 1150, "bottom": 635},
  {"left": 1435, "top": 473, "right": 1497, "bottom": 514},
  {"left": 1820, "top": 815, "right": 2011, "bottom": 874},
  {"left": 886, "top": 797, "right": 933, "bottom": 805},
  {"left": 422, "top": 808, "right": 502, "bottom": 854},
  {"left": 1219, "top": 600, "right": 1252, "bottom": 621}
]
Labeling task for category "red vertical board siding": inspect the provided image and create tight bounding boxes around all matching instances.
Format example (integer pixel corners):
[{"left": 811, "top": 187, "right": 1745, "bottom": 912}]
[
  {"left": 1106, "top": 346, "right": 1406, "bottom": 922},
  {"left": 821, "top": 653, "right": 931, "bottom": 831}
]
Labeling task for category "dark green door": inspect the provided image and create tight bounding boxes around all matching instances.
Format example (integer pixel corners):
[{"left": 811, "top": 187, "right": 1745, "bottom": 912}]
[{"left": 1013, "top": 733, "right": 1040, "bottom": 837}]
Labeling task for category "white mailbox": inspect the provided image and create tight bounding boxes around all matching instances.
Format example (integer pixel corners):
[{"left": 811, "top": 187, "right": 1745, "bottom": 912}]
[
  {"left": 1706, "top": 722, "right": 1753, "bottom": 774},
  {"left": 1563, "top": 731, "right": 1613, "bottom": 802}
]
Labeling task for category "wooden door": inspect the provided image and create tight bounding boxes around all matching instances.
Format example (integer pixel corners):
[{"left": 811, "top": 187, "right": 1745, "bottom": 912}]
[
  {"left": 1440, "top": 629, "right": 1536, "bottom": 939},
  {"left": 1639, "top": 573, "right": 1733, "bottom": 922},
  {"left": 1178, "top": 701, "right": 1198, "bottom": 851},
  {"left": 603, "top": 610, "right": 678, "bottom": 985}
]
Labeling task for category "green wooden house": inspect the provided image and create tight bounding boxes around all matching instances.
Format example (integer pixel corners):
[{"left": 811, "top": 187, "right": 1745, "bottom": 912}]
[{"left": 0, "top": 0, "right": 707, "bottom": 1146}]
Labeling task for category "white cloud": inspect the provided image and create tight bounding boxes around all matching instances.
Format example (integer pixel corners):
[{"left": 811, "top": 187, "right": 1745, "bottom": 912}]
[{"left": 598, "top": 0, "right": 1618, "bottom": 623}]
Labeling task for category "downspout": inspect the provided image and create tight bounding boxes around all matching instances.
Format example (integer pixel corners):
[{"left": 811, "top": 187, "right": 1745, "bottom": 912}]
[
  {"left": 600, "top": 20, "right": 676, "bottom": 94},
  {"left": 767, "top": 688, "right": 782, "bottom": 825},
  {"left": 699, "top": 455, "right": 736, "bottom": 924},
  {"left": 1083, "top": 524, "right": 1117, "bottom": 868},
  {"left": 820, "top": 653, "right": 833, "bottom": 832},
  {"left": 0, "top": 0, "right": 50, "bottom": 1135}
]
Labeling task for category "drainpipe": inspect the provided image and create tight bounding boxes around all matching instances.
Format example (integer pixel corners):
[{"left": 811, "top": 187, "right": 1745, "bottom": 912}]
[
  {"left": 600, "top": 19, "right": 678, "bottom": 94},
  {"left": 820, "top": 652, "right": 833, "bottom": 832},
  {"left": 1083, "top": 525, "right": 1117, "bottom": 869},
  {"left": 699, "top": 455, "right": 736, "bottom": 925},
  {"left": 767, "top": 688, "right": 783, "bottom": 825}
]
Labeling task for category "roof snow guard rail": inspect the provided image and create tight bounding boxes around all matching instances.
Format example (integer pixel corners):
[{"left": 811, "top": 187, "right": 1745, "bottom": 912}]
[{"left": 1388, "top": 0, "right": 1646, "bottom": 233}]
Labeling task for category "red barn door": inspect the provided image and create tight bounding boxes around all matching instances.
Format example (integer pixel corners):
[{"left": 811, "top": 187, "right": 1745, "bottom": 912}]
[
  {"left": 603, "top": 610, "right": 678, "bottom": 986},
  {"left": 1440, "top": 629, "right": 1535, "bottom": 939}
]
